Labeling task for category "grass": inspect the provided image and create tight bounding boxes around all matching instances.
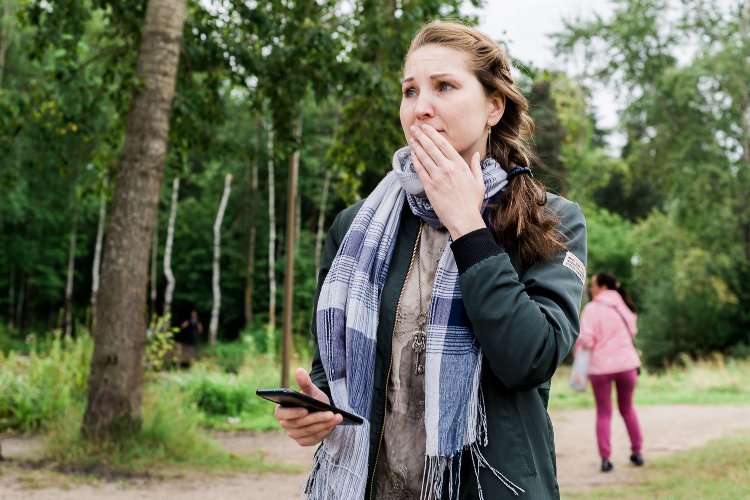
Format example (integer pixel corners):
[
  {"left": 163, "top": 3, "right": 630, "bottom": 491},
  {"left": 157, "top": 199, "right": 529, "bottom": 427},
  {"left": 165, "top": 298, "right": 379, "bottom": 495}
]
[
  {"left": 160, "top": 348, "right": 313, "bottom": 432},
  {"left": 42, "top": 383, "right": 257, "bottom": 474},
  {"left": 550, "top": 356, "right": 750, "bottom": 410},
  {"left": 3, "top": 329, "right": 748, "bottom": 486},
  {"left": 563, "top": 432, "right": 750, "bottom": 499}
]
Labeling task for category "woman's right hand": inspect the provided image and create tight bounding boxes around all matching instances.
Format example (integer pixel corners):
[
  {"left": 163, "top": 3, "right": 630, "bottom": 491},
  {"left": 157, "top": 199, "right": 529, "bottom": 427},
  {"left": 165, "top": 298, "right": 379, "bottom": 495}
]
[{"left": 274, "top": 367, "right": 343, "bottom": 446}]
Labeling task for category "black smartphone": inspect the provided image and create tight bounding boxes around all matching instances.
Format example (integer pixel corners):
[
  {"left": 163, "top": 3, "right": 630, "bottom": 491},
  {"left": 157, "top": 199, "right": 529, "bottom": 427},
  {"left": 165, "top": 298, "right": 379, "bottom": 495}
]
[{"left": 256, "top": 387, "right": 364, "bottom": 426}]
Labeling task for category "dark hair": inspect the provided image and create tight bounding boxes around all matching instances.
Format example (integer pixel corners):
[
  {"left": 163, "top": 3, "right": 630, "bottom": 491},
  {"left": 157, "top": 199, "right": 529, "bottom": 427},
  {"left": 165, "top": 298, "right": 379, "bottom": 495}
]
[
  {"left": 406, "top": 21, "right": 567, "bottom": 265},
  {"left": 594, "top": 272, "right": 636, "bottom": 312}
]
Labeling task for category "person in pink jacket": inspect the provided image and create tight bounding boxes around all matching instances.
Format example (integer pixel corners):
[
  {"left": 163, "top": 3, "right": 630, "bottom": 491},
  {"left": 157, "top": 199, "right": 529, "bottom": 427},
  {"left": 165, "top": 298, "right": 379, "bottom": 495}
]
[{"left": 577, "top": 272, "right": 644, "bottom": 472}]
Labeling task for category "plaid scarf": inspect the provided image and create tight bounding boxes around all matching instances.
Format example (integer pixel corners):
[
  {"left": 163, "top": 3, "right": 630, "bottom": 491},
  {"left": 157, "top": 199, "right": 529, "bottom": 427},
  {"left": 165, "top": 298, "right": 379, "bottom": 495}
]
[{"left": 306, "top": 147, "right": 523, "bottom": 499}]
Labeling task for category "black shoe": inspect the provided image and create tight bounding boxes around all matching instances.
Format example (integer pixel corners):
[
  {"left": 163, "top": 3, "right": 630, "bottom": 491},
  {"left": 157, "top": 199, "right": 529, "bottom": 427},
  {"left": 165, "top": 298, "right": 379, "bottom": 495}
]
[
  {"left": 630, "top": 453, "right": 644, "bottom": 466},
  {"left": 601, "top": 459, "right": 613, "bottom": 472}
]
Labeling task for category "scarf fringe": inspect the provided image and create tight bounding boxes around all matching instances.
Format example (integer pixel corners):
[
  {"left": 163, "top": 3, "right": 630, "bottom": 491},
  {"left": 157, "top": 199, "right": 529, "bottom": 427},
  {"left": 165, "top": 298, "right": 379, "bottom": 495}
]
[
  {"left": 418, "top": 392, "right": 523, "bottom": 499},
  {"left": 469, "top": 441, "right": 525, "bottom": 497},
  {"left": 304, "top": 440, "right": 368, "bottom": 500}
]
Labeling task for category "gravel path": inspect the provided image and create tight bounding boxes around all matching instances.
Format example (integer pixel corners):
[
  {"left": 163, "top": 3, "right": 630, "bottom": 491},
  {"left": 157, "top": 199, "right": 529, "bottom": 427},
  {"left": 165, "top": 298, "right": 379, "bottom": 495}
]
[{"left": 2, "top": 404, "right": 749, "bottom": 499}]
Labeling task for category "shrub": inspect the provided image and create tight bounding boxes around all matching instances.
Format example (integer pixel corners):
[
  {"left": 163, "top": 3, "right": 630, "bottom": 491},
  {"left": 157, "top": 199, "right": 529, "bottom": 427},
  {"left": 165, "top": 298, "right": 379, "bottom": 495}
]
[
  {"left": 632, "top": 212, "right": 739, "bottom": 367},
  {"left": 0, "top": 331, "right": 91, "bottom": 433}
]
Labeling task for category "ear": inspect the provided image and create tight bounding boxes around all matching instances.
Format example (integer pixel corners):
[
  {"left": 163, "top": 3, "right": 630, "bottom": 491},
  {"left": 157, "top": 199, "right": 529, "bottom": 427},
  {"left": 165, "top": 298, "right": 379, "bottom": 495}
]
[{"left": 487, "top": 93, "right": 505, "bottom": 127}]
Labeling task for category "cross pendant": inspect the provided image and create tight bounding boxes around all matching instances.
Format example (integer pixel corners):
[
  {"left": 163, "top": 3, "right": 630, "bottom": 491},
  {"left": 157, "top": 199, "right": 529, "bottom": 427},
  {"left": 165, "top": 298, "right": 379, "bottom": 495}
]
[{"left": 412, "top": 329, "right": 427, "bottom": 375}]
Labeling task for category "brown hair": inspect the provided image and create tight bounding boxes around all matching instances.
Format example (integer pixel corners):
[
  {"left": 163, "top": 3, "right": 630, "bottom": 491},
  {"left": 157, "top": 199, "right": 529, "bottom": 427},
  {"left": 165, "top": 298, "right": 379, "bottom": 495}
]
[
  {"left": 405, "top": 21, "right": 567, "bottom": 264},
  {"left": 593, "top": 272, "right": 637, "bottom": 312}
]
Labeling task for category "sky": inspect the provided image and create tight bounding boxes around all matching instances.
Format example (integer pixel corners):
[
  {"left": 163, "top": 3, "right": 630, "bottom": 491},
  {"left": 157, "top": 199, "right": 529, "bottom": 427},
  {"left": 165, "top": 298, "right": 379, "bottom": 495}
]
[
  {"left": 466, "top": 0, "right": 615, "bottom": 69},
  {"left": 464, "top": 0, "right": 621, "bottom": 141}
]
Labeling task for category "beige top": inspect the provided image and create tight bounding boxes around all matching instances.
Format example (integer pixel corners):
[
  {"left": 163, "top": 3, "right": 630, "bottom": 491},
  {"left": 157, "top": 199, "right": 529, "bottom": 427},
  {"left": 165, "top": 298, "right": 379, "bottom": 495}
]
[{"left": 375, "top": 223, "right": 450, "bottom": 499}]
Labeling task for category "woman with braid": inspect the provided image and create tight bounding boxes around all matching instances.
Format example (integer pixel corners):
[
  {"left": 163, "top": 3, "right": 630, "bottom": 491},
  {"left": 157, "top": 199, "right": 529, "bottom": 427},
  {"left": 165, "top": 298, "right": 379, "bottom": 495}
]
[
  {"left": 273, "top": 20, "right": 587, "bottom": 499},
  {"left": 577, "top": 272, "right": 644, "bottom": 473}
]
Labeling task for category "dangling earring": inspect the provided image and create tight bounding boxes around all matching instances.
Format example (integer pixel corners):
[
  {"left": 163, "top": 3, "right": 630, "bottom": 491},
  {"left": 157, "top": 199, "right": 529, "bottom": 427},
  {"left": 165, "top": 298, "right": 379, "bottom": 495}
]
[{"left": 486, "top": 126, "right": 492, "bottom": 158}]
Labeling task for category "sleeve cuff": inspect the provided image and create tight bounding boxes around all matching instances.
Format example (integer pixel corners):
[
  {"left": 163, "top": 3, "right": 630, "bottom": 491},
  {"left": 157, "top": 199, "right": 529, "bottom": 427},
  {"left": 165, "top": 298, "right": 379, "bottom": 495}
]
[{"left": 450, "top": 227, "right": 505, "bottom": 274}]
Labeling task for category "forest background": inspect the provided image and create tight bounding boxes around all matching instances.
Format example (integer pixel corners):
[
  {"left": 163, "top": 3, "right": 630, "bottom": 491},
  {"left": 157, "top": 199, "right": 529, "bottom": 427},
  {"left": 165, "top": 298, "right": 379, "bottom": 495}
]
[{"left": 0, "top": 0, "right": 749, "bottom": 445}]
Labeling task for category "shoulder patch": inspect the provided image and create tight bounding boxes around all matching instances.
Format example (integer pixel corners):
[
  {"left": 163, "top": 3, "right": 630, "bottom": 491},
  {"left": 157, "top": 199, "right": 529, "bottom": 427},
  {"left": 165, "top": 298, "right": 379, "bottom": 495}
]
[{"left": 563, "top": 251, "right": 586, "bottom": 285}]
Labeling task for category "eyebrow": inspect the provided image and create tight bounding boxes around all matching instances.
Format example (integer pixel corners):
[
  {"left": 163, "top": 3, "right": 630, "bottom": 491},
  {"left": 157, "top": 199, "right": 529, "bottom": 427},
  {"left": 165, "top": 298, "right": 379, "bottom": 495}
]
[{"left": 401, "top": 73, "right": 456, "bottom": 84}]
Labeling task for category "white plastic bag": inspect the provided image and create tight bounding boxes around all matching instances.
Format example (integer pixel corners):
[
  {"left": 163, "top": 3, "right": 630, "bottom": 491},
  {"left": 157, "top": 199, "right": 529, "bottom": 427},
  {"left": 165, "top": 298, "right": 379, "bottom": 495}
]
[{"left": 569, "top": 348, "right": 591, "bottom": 393}]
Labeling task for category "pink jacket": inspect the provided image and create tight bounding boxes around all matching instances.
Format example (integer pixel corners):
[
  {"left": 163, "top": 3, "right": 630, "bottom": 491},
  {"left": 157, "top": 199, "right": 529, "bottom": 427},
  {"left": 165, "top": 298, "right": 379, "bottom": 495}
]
[{"left": 576, "top": 289, "right": 640, "bottom": 375}]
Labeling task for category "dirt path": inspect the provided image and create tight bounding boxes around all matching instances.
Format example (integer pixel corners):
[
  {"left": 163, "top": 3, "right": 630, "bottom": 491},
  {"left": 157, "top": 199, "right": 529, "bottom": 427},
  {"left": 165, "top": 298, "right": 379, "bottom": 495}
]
[{"left": 2, "top": 404, "right": 749, "bottom": 499}]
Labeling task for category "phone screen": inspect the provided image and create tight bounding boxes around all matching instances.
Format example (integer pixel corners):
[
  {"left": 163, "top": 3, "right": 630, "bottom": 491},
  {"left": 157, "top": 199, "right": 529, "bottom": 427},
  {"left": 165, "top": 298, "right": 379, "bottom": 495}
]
[{"left": 256, "top": 388, "right": 364, "bottom": 425}]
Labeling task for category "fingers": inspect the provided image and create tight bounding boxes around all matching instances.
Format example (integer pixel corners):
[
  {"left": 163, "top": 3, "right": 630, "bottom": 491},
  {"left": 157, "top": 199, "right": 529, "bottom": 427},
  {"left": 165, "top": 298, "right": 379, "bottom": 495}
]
[
  {"left": 295, "top": 367, "right": 315, "bottom": 395},
  {"left": 409, "top": 137, "right": 433, "bottom": 183},
  {"left": 276, "top": 409, "right": 343, "bottom": 447},
  {"left": 295, "top": 367, "right": 329, "bottom": 404},
  {"left": 412, "top": 124, "right": 462, "bottom": 163}
]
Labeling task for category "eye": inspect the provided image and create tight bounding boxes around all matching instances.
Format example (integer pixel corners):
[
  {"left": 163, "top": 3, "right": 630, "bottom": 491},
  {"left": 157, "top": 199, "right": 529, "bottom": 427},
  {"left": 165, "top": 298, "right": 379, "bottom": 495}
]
[
  {"left": 402, "top": 87, "right": 417, "bottom": 98},
  {"left": 437, "top": 81, "right": 455, "bottom": 92}
]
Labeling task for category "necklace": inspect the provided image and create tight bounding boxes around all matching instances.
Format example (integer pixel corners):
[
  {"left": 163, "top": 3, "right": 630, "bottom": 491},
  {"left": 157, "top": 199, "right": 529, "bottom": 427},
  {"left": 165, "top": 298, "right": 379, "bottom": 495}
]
[{"left": 412, "top": 223, "right": 427, "bottom": 375}]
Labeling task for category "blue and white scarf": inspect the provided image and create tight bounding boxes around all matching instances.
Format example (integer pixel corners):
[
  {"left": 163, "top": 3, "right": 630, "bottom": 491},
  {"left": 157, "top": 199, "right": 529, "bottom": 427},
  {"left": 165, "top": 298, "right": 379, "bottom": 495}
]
[{"left": 305, "top": 147, "right": 524, "bottom": 499}]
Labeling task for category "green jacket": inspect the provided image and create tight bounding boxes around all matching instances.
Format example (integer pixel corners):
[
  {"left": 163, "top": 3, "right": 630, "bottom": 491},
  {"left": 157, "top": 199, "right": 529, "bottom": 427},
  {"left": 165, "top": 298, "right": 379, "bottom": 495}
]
[{"left": 310, "top": 193, "right": 587, "bottom": 499}]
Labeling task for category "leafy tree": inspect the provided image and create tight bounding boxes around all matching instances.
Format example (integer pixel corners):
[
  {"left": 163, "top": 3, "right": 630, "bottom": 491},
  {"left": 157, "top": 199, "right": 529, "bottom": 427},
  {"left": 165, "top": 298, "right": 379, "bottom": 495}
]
[{"left": 555, "top": 0, "right": 750, "bottom": 363}]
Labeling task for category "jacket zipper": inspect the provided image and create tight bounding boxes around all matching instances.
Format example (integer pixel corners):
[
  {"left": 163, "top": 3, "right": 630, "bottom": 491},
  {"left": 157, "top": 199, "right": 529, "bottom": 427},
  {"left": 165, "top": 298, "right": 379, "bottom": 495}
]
[{"left": 369, "top": 222, "right": 423, "bottom": 500}]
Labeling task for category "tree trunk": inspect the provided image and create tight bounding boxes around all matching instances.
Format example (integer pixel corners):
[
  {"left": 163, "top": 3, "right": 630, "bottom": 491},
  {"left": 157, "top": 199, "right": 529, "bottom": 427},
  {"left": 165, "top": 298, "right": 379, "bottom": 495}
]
[
  {"left": 163, "top": 176, "right": 179, "bottom": 323},
  {"left": 267, "top": 119, "right": 277, "bottom": 330},
  {"left": 64, "top": 206, "right": 78, "bottom": 338},
  {"left": 314, "top": 169, "right": 331, "bottom": 273},
  {"left": 90, "top": 176, "right": 108, "bottom": 333},
  {"left": 209, "top": 173, "right": 233, "bottom": 346},
  {"left": 281, "top": 119, "right": 302, "bottom": 386},
  {"left": 244, "top": 121, "right": 259, "bottom": 325},
  {"left": 83, "top": 0, "right": 187, "bottom": 440}
]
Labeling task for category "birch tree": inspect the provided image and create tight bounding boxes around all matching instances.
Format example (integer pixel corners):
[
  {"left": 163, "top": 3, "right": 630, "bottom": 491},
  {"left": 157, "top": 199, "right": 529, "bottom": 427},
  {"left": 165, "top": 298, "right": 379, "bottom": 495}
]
[
  {"left": 208, "top": 173, "right": 233, "bottom": 346},
  {"left": 90, "top": 176, "right": 107, "bottom": 332},
  {"left": 63, "top": 205, "right": 77, "bottom": 337},
  {"left": 244, "top": 139, "right": 258, "bottom": 326},
  {"left": 266, "top": 121, "right": 277, "bottom": 330},
  {"left": 162, "top": 176, "right": 179, "bottom": 322},
  {"left": 83, "top": 0, "right": 187, "bottom": 439}
]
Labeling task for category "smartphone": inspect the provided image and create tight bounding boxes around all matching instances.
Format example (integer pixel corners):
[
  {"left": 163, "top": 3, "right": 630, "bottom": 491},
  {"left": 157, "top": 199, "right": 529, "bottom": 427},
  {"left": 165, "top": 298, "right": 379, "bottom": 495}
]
[{"left": 256, "top": 387, "right": 364, "bottom": 426}]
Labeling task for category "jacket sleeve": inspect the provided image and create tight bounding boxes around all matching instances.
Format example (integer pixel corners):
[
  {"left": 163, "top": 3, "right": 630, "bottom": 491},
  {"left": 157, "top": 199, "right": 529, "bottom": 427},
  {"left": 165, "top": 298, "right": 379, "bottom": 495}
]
[{"left": 453, "top": 198, "right": 587, "bottom": 390}]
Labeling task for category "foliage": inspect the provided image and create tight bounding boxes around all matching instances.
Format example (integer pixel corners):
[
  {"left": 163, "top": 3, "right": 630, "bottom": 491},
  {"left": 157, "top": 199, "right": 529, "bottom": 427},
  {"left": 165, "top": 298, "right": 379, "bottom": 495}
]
[
  {"left": 145, "top": 314, "right": 178, "bottom": 374},
  {"left": 0, "top": 331, "right": 91, "bottom": 433},
  {"left": 554, "top": 0, "right": 750, "bottom": 363},
  {"left": 581, "top": 205, "right": 636, "bottom": 287},
  {"left": 630, "top": 212, "right": 740, "bottom": 366},
  {"left": 2, "top": 0, "right": 749, "bottom": 373}
]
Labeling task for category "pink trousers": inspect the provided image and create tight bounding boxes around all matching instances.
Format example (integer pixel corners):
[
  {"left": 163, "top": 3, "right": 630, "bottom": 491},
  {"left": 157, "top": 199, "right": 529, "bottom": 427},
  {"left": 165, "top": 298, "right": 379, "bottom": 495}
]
[{"left": 589, "top": 369, "right": 643, "bottom": 460}]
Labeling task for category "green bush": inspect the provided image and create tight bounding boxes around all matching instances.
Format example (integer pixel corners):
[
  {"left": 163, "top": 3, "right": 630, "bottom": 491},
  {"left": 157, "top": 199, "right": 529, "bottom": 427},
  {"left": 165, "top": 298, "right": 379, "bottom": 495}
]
[
  {"left": 0, "top": 331, "right": 91, "bottom": 433},
  {"left": 191, "top": 374, "right": 254, "bottom": 416},
  {"left": 582, "top": 205, "right": 636, "bottom": 285},
  {"left": 201, "top": 340, "right": 249, "bottom": 373},
  {"left": 631, "top": 212, "right": 739, "bottom": 367}
]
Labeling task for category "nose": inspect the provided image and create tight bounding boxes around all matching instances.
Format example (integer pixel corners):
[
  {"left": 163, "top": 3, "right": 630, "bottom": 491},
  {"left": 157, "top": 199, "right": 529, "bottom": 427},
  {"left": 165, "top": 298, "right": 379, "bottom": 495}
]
[{"left": 414, "top": 91, "right": 434, "bottom": 120}]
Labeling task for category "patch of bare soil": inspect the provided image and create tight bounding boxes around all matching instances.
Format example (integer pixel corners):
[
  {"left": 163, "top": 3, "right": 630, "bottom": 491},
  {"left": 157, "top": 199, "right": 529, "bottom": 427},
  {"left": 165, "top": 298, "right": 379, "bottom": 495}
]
[{"left": 1, "top": 404, "right": 749, "bottom": 499}]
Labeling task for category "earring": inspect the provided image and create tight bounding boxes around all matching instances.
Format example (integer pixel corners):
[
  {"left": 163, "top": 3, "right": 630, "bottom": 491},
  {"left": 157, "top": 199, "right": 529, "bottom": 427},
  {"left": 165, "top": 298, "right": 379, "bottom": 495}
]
[{"left": 486, "top": 126, "right": 492, "bottom": 158}]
